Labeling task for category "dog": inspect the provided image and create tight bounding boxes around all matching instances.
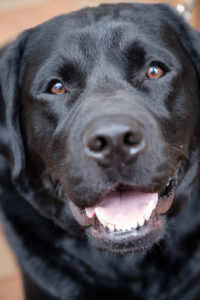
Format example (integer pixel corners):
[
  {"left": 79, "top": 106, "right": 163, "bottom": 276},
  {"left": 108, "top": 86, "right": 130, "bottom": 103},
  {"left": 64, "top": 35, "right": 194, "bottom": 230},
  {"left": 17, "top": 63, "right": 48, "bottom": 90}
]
[{"left": 0, "top": 3, "right": 200, "bottom": 299}]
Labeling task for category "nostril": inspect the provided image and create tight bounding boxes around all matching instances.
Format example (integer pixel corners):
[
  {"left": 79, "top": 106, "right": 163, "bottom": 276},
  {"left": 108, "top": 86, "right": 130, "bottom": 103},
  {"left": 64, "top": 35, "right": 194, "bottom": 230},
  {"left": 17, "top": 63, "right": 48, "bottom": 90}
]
[
  {"left": 123, "top": 131, "right": 142, "bottom": 147},
  {"left": 83, "top": 115, "right": 146, "bottom": 165},
  {"left": 88, "top": 136, "right": 107, "bottom": 152},
  {"left": 84, "top": 134, "right": 111, "bottom": 165}
]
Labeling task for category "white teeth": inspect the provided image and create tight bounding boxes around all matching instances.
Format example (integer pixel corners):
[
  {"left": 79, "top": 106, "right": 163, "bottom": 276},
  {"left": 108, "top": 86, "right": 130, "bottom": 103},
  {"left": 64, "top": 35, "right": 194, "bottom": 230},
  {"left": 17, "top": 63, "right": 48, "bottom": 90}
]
[
  {"left": 131, "top": 220, "right": 138, "bottom": 229},
  {"left": 95, "top": 209, "right": 107, "bottom": 227},
  {"left": 95, "top": 199, "right": 157, "bottom": 232},
  {"left": 105, "top": 222, "right": 138, "bottom": 232},
  {"left": 115, "top": 225, "right": 122, "bottom": 231},
  {"left": 107, "top": 224, "right": 115, "bottom": 231},
  {"left": 123, "top": 225, "right": 132, "bottom": 231},
  {"left": 138, "top": 218, "right": 145, "bottom": 227},
  {"left": 145, "top": 199, "right": 155, "bottom": 221},
  {"left": 119, "top": 225, "right": 125, "bottom": 231},
  {"left": 126, "top": 224, "right": 133, "bottom": 231}
]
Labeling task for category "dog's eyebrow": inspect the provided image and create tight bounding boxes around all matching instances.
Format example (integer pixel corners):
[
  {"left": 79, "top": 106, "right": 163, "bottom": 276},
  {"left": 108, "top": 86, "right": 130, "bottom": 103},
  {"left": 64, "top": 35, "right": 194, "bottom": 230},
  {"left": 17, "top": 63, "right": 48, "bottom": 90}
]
[
  {"left": 123, "top": 41, "right": 146, "bottom": 68},
  {"left": 58, "top": 61, "right": 84, "bottom": 83}
]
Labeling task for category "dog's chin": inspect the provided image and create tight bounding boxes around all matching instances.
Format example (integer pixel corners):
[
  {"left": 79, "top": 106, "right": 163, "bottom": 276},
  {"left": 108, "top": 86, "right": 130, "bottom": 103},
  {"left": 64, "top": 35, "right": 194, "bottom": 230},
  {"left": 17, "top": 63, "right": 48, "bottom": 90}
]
[
  {"left": 68, "top": 174, "right": 178, "bottom": 254},
  {"left": 86, "top": 214, "right": 166, "bottom": 254}
]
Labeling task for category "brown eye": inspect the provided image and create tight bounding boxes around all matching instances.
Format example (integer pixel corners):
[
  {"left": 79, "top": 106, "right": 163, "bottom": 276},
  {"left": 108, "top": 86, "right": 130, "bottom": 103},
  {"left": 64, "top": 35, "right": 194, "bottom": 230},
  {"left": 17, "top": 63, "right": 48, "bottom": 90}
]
[
  {"left": 51, "top": 81, "right": 67, "bottom": 94},
  {"left": 146, "top": 66, "right": 164, "bottom": 79}
]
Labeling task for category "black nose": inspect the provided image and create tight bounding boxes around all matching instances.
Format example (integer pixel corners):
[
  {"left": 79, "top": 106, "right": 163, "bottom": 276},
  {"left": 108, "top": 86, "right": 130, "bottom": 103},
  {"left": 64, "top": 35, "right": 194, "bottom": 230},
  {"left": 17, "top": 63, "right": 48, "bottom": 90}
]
[{"left": 83, "top": 115, "right": 146, "bottom": 165}]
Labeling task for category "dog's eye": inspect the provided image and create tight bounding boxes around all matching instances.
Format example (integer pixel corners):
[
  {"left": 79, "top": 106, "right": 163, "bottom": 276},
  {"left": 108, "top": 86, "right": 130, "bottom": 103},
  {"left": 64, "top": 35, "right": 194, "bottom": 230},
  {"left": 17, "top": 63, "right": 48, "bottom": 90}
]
[
  {"left": 146, "top": 66, "right": 164, "bottom": 79},
  {"left": 50, "top": 81, "right": 67, "bottom": 95}
]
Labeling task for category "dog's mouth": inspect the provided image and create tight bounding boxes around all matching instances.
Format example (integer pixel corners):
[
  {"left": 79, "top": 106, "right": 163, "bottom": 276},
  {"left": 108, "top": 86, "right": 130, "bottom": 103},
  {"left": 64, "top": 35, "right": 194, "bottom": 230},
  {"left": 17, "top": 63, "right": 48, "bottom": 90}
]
[{"left": 69, "top": 171, "right": 180, "bottom": 253}]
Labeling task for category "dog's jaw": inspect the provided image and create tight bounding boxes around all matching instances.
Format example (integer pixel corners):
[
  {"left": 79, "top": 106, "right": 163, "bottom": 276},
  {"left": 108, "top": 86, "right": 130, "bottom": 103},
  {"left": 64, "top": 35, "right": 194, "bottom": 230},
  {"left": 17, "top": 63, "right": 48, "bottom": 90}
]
[{"left": 68, "top": 174, "right": 177, "bottom": 254}]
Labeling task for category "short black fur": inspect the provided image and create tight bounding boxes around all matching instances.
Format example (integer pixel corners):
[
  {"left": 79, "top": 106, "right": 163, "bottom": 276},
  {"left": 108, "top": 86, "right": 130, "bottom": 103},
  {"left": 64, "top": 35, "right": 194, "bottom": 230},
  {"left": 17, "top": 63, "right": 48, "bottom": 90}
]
[{"left": 0, "top": 3, "right": 200, "bottom": 300}]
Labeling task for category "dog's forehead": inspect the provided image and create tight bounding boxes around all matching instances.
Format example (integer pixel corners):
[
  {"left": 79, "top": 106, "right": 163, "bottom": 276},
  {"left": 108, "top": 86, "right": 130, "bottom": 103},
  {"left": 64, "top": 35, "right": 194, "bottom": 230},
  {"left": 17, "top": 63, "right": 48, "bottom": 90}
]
[
  {"left": 27, "top": 3, "right": 177, "bottom": 59},
  {"left": 23, "top": 3, "right": 186, "bottom": 84}
]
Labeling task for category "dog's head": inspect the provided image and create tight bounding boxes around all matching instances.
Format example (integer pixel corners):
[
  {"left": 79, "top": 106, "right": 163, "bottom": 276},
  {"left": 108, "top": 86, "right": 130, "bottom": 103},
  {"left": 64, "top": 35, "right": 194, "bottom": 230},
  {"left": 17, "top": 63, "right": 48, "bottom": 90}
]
[{"left": 0, "top": 3, "right": 200, "bottom": 254}]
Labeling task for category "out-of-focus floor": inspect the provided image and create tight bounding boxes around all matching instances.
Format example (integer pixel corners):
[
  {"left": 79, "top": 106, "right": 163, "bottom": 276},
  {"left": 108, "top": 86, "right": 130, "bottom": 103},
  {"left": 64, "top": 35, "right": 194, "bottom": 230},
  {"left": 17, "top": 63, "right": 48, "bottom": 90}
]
[
  {"left": 0, "top": 0, "right": 199, "bottom": 47},
  {"left": 0, "top": 0, "right": 200, "bottom": 299},
  {"left": 0, "top": 225, "right": 24, "bottom": 300}
]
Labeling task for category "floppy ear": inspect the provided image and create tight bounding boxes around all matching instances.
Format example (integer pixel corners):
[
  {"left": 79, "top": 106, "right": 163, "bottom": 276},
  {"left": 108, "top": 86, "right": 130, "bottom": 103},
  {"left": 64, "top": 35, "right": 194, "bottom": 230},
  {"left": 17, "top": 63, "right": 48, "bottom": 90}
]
[
  {"left": 174, "top": 22, "right": 200, "bottom": 78},
  {"left": 0, "top": 31, "right": 29, "bottom": 181},
  {"left": 161, "top": 4, "right": 200, "bottom": 77}
]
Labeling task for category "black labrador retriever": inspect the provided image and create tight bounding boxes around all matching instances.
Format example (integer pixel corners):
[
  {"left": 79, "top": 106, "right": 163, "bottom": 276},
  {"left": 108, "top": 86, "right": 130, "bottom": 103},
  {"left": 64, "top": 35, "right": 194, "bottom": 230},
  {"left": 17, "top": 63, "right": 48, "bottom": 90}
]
[{"left": 0, "top": 3, "right": 200, "bottom": 300}]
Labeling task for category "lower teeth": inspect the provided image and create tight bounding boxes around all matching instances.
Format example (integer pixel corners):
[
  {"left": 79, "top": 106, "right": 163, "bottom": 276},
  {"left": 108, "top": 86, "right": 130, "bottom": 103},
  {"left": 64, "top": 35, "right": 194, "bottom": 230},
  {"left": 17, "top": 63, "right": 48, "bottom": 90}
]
[
  {"left": 101, "top": 219, "right": 148, "bottom": 233},
  {"left": 90, "top": 175, "right": 178, "bottom": 233}
]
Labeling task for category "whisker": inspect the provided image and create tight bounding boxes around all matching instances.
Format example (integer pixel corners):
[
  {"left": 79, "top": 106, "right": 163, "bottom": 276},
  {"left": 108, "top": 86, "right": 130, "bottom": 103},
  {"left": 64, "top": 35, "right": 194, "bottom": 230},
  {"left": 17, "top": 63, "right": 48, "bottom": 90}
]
[
  {"left": 51, "top": 198, "right": 56, "bottom": 226},
  {"left": 167, "top": 161, "right": 178, "bottom": 173},
  {"left": 155, "top": 241, "right": 165, "bottom": 254},
  {"left": 37, "top": 158, "right": 67, "bottom": 182},
  {"left": 59, "top": 173, "right": 70, "bottom": 194},
  {"left": 167, "top": 145, "right": 189, "bottom": 161},
  {"left": 187, "top": 189, "right": 191, "bottom": 203}
]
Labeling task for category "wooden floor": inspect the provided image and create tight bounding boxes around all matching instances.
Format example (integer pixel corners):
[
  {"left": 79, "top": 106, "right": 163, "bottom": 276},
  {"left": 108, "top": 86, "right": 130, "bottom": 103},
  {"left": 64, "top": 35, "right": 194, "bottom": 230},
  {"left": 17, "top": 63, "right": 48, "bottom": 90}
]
[
  {"left": 0, "top": 0, "right": 200, "bottom": 299},
  {"left": 0, "top": 225, "right": 24, "bottom": 300},
  {"left": 0, "top": 0, "right": 199, "bottom": 47}
]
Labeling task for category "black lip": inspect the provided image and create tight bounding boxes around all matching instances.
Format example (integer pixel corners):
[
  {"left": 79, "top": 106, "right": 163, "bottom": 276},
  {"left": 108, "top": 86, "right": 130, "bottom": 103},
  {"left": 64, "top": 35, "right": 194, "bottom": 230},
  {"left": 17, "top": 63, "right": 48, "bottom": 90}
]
[
  {"left": 87, "top": 214, "right": 165, "bottom": 254},
  {"left": 71, "top": 165, "right": 182, "bottom": 225},
  {"left": 158, "top": 176, "right": 177, "bottom": 199},
  {"left": 68, "top": 162, "right": 185, "bottom": 255},
  {"left": 75, "top": 171, "right": 179, "bottom": 215},
  {"left": 81, "top": 170, "right": 181, "bottom": 253}
]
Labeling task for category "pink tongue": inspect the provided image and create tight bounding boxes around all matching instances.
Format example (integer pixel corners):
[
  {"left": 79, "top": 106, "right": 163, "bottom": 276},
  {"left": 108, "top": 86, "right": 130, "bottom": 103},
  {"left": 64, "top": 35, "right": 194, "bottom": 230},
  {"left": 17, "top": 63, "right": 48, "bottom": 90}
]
[{"left": 85, "top": 190, "right": 158, "bottom": 225}]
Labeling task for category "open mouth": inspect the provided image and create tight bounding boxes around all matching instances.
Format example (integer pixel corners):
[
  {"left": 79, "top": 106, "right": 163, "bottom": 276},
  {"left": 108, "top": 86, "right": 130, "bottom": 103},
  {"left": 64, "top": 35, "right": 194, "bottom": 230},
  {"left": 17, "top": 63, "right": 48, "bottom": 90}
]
[{"left": 69, "top": 172, "right": 180, "bottom": 253}]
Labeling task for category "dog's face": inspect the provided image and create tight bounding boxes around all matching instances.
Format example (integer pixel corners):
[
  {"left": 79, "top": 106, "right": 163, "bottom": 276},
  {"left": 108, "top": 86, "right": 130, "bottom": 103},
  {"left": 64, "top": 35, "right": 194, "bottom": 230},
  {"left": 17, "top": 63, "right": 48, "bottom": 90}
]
[{"left": 1, "top": 3, "right": 200, "bottom": 254}]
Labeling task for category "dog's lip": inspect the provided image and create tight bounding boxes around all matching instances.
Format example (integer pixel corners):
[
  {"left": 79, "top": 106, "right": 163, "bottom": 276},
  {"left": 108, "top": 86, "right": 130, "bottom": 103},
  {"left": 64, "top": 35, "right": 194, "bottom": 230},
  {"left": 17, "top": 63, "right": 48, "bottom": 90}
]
[
  {"left": 69, "top": 201, "right": 93, "bottom": 227},
  {"left": 68, "top": 164, "right": 184, "bottom": 252},
  {"left": 69, "top": 178, "right": 176, "bottom": 229},
  {"left": 89, "top": 210, "right": 164, "bottom": 253},
  {"left": 68, "top": 180, "right": 176, "bottom": 252},
  {"left": 87, "top": 190, "right": 175, "bottom": 253}
]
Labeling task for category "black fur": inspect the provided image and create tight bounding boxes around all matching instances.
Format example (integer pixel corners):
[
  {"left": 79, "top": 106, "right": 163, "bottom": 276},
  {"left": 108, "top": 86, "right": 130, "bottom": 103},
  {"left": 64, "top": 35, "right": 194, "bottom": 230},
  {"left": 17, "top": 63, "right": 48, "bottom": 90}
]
[{"left": 0, "top": 3, "right": 200, "bottom": 299}]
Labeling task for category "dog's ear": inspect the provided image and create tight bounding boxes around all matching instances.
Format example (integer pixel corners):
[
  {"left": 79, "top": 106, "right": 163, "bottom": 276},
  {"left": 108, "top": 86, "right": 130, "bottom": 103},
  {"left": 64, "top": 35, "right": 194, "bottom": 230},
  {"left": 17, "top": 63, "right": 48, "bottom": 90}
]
[
  {"left": 173, "top": 20, "right": 200, "bottom": 79},
  {"left": 0, "top": 31, "right": 30, "bottom": 181},
  {"left": 160, "top": 4, "right": 200, "bottom": 77}
]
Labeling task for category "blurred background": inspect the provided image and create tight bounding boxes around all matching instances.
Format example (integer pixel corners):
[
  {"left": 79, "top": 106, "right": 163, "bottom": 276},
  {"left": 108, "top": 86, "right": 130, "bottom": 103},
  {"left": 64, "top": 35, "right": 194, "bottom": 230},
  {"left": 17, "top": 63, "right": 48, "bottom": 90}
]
[{"left": 0, "top": 0, "right": 199, "bottom": 299}]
